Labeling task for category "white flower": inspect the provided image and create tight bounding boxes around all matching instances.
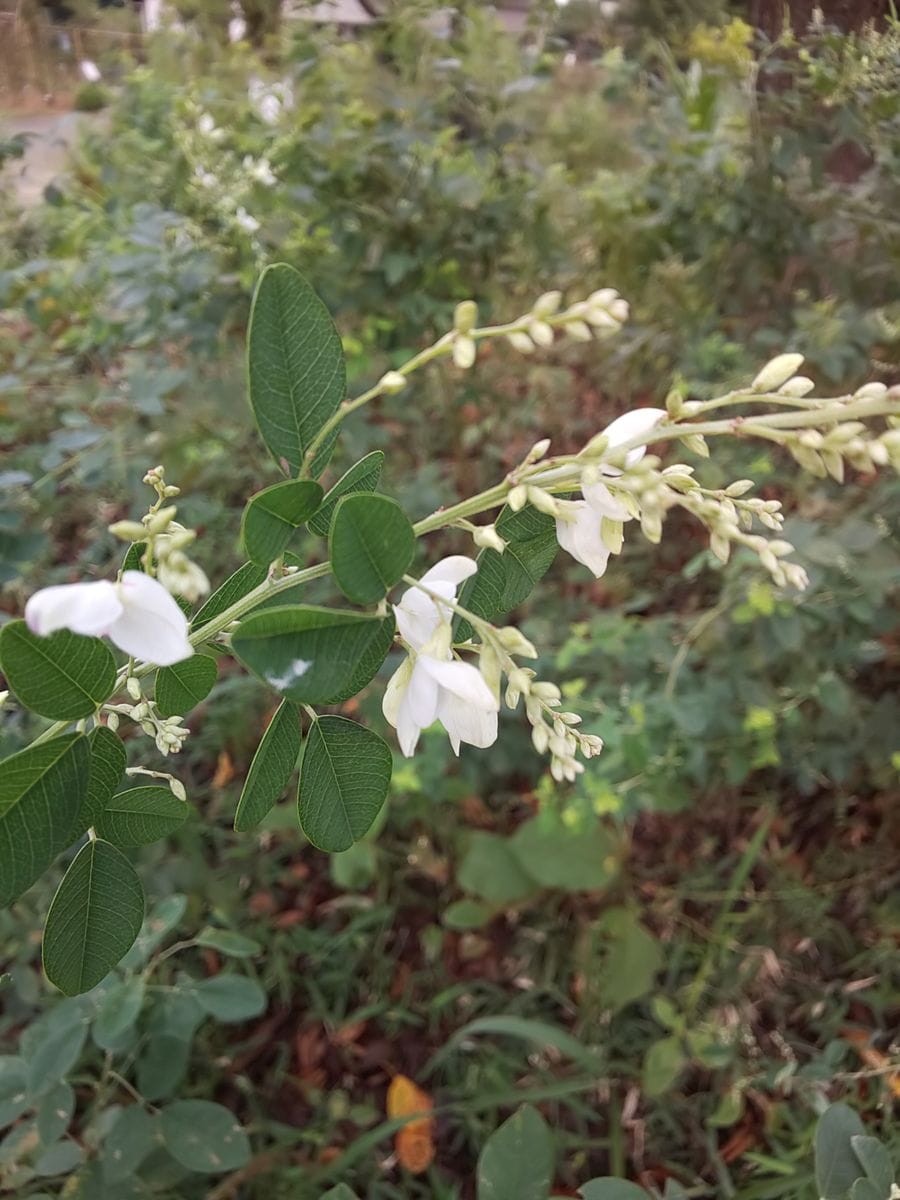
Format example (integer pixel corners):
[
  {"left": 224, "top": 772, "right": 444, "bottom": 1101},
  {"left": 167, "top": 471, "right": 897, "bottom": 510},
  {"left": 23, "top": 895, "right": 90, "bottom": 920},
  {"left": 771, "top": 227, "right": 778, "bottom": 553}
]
[
  {"left": 243, "top": 156, "right": 276, "bottom": 187},
  {"left": 235, "top": 206, "right": 260, "bottom": 234},
  {"left": 382, "top": 557, "right": 499, "bottom": 757},
  {"left": 601, "top": 407, "right": 667, "bottom": 473},
  {"left": 25, "top": 571, "right": 193, "bottom": 666},
  {"left": 555, "top": 502, "right": 611, "bottom": 578},
  {"left": 198, "top": 113, "right": 217, "bottom": 136},
  {"left": 79, "top": 60, "right": 101, "bottom": 83}
]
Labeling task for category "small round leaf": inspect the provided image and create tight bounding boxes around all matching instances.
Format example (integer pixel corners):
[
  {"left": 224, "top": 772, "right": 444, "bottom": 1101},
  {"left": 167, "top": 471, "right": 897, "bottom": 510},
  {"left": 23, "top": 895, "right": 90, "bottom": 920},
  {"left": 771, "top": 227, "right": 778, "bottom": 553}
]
[
  {"left": 329, "top": 493, "right": 415, "bottom": 605},
  {"left": 160, "top": 1100, "right": 251, "bottom": 1173}
]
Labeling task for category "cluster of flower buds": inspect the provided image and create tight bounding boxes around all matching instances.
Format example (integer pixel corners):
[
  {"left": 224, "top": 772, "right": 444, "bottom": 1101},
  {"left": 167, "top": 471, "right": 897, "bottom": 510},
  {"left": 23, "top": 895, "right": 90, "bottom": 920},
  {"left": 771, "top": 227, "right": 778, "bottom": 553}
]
[{"left": 106, "top": 685, "right": 190, "bottom": 756}]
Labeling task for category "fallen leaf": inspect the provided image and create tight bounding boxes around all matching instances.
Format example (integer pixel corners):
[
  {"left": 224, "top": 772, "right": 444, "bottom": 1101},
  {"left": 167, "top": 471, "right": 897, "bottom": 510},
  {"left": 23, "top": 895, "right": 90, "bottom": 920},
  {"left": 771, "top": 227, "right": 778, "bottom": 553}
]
[
  {"left": 387, "top": 1074, "right": 435, "bottom": 1174},
  {"left": 212, "top": 750, "right": 234, "bottom": 788}
]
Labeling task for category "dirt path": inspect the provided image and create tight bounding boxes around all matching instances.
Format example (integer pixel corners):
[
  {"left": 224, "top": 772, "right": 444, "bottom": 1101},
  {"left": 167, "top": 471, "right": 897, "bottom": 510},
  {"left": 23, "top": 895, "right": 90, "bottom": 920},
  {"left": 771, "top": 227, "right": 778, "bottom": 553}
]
[{"left": 1, "top": 110, "right": 105, "bottom": 207}]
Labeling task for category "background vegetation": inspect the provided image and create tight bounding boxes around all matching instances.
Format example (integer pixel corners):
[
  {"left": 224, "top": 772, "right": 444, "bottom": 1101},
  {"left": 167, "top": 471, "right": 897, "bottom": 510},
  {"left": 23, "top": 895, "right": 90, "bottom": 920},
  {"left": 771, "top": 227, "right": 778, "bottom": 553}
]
[{"left": 1, "top": 1, "right": 898, "bottom": 1196}]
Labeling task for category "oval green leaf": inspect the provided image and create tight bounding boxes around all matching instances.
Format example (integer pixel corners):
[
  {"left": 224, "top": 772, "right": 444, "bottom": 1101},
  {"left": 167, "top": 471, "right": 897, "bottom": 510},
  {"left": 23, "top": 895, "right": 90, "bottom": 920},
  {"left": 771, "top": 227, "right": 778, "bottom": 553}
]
[
  {"left": 816, "top": 1104, "right": 868, "bottom": 1200},
  {"left": 298, "top": 716, "right": 391, "bottom": 851},
  {"left": 78, "top": 726, "right": 127, "bottom": 834},
  {"left": 155, "top": 654, "right": 218, "bottom": 717},
  {"left": 195, "top": 928, "right": 261, "bottom": 958},
  {"left": 0, "top": 622, "right": 116, "bottom": 720},
  {"left": 43, "top": 839, "right": 145, "bottom": 996},
  {"left": 329, "top": 493, "right": 415, "bottom": 605},
  {"left": 193, "top": 974, "right": 267, "bottom": 1022},
  {"left": 0, "top": 733, "right": 89, "bottom": 908},
  {"left": 192, "top": 561, "right": 267, "bottom": 632},
  {"left": 241, "top": 479, "right": 323, "bottom": 565},
  {"left": 95, "top": 787, "right": 189, "bottom": 847},
  {"left": 477, "top": 1104, "right": 554, "bottom": 1200},
  {"left": 247, "top": 263, "right": 346, "bottom": 478},
  {"left": 234, "top": 700, "right": 301, "bottom": 832},
  {"left": 308, "top": 450, "right": 384, "bottom": 536},
  {"left": 232, "top": 605, "right": 395, "bottom": 704},
  {"left": 160, "top": 1099, "right": 251, "bottom": 1173}
]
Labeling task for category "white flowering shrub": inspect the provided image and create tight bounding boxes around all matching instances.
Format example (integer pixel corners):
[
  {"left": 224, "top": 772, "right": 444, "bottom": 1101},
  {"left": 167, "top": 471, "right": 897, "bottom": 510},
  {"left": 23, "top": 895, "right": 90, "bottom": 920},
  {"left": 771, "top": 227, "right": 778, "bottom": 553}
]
[{"left": 2, "top": 264, "right": 900, "bottom": 997}]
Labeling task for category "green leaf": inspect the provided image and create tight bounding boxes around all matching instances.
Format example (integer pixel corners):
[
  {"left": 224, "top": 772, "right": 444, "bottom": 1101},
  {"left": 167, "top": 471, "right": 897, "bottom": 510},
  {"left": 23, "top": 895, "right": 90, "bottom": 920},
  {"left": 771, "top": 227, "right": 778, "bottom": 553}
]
[
  {"left": 195, "top": 928, "right": 261, "bottom": 958},
  {"left": 92, "top": 977, "right": 146, "bottom": 1049},
  {"left": 79, "top": 727, "right": 127, "bottom": 833},
  {"left": 36, "top": 1081, "right": 75, "bottom": 1144},
  {"left": 816, "top": 1105, "right": 867, "bottom": 1200},
  {"left": 308, "top": 451, "right": 384, "bottom": 536},
  {"left": 642, "top": 1035, "right": 685, "bottom": 1097},
  {"left": 510, "top": 817, "right": 619, "bottom": 892},
  {"left": 241, "top": 479, "right": 323, "bottom": 565},
  {"left": 137, "top": 1034, "right": 190, "bottom": 1102},
  {"left": 120, "top": 894, "right": 187, "bottom": 968},
  {"left": 95, "top": 787, "right": 189, "bottom": 847},
  {"left": 0, "top": 733, "right": 89, "bottom": 908},
  {"left": 445, "top": 1016, "right": 601, "bottom": 1070},
  {"left": 477, "top": 1104, "right": 554, "bottom": 1200},
  {"left": 580, "top": 1181, "right": 651, "bottom": 1199},
  {"left": 458, "top": 832, "right": 538, "bottom": 905},
  {"left": 298, "top": 716, "right": 391, "bottom": 851},
  {"left": 102, "top": 1106, "right": 157, "bottom": 1183},
  {"left": 233, "top": 700, "right": 302, "bottom": 832},
  {"left": 160, "top": 1100, "right": 251, "bottom": 1173},
  {"left": 851, "top": 1136, "right": 893, "bottom": 1195},
  {"left": 193, "top": 975, "right": 267, "bottom": 1022},
  {"left": 43, "top": 840, "right": 145, "bottom": 996},
  {"left": 247, "top": 263, "right": 346, "bottom": 477},
  {"left": 192, "top": 562, "right": 267, "bottom": 631},
  {"left": 329, "top": 493, "right": 415, "bottom": 605},
  {"left": 155, "top": 654, "right": 218, "bottom": 717},
  {"left": 22, "top": 1003, "right": 88, "bottom": 1094},
  {"left": 232, "top": 605, "right": 395, "bottom": 704},
  {"left": 443, "top": 898, "right": 493, "bottom": 930},
  {"left": 0, "top": 622, "right": 116, "bottom": 721},
  {"left": 594, "top": 908, "right": 663, "bottom": 1012},
  {"left": 320, "top": 1187, "right": 361, "bottom": 1200},
  {"left": 850, "top": 1180, "right": 883, "bottom": 1200},
  {"left": 0, "top": 1057, "right": 29, "bottom": 1127},
  {"left": 33, "top": 1138, "right": 84, "bottom": 1175}
]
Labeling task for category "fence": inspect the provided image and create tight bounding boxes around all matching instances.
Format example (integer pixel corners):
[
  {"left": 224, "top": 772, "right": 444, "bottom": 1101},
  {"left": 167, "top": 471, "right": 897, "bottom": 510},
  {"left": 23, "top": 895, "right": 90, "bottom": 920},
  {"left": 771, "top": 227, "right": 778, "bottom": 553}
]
[{"left": 0, "top": 10, "right": 141, "bottom": 103}]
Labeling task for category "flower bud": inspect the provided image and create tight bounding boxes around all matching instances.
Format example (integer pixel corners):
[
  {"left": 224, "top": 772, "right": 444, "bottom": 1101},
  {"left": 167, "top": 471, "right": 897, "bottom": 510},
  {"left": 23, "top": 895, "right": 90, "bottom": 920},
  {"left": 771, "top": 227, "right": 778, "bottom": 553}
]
[
  {"left": 751, "top": 353, "right": 805, "bottom": 393},
  {"left": 454, "top": 300, "right": 478, "bottom": 334},
  {"left": 525, "top": 437, "right": 551, "bottom": 462},
  {"left": 452, "top": 335, "right": 476, "bottom": 369},
  {"left": 472, "top": 524, "right": 506, "bottom": 554},
  {"left": 724, "top": 479, "right": 754, "bottom": 497},
  {"left": 507, "top": 484, "right": 528, "bottom": 511},
  {"left": 163, "top": 485, "right": 181, "bottom": 497},
  {"left": 777, "top": 376, "right": 815, "bottom": 397},
  {"left": 710, "top": 532, "right": 731, "bottom": 563},
  {"left": 108, "top": 520, "right": 148, "bottom": 542},
  {"left": 507, "top": 331, "right": 534, "bottom": 354},
  {"left": 145, "top": 506, "right": 178, "bottom": 534},
  {"left": 531, "top": 723, "right": 550, "bottom": 754},
  {"left": 853, "top": 382, "right": 888, "bottom": 400},
  {"left": 126, "top": 676, "right": 142, "bottom": 701},
  {"left": 495, "top": 626, "right": 538, "bottom": 658},
  {"left": 106, "top": 712, "right": 119, "bottom": 732},
  {"left": 379, "top": 370, "right": 408, "bottom": 394},
  {"left": 565, "top": 320, "right": 593, "bottom": 342},
  {"left": 682, "top": 433, "right": 709, "bottom": 458},
  {"left": 588, "top": 288, "right": 618, "bottom": 308},
  {"left": 528, "top": 320, "right": 554, "bottom": 348},
  {"left": 526, "top": 487, "right": 561, "bottom": 517},
  {"left": 169, "top": 778, "right": 187, "bottom": 802},
  {"left": 532, "top": 290, "right": 562, "bottom": 317}
]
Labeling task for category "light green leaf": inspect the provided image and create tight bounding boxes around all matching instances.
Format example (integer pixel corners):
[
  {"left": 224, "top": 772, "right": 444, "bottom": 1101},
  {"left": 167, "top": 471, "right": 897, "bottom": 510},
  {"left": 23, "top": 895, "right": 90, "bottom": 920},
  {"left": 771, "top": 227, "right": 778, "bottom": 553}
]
[
  {"left": 195, "top": 929, "right": 262, "bottom": 958},
  {"left": 0, "top": 1057, "right": 29, "bottom": 1128},
  {"left": 160, "top": 1099, "right": 251, "bottom": 1173},
  {"left": 298, "top": 716, "right": 391, "bottom": 851},
  {"left": 579, "top": 1181, "right": 651, "bottom": 1199},
  {"left": 43, "top": 840, "right": 145, "bottom": 996},
  {"left": 155, "top": 654, "right": 217, "bottom": 718},
  {"left": 120, "top": 894, "right": 187, "bottom": 968},
  {"left": 457, "top": 832, "right": 537, "bottom": 905},
  {"left": 851, "top": 1136, "right": 893, "bottom": 1195},
  {"left": 92, "top": 977, "right": 146, "bottom": 1049},
  {"left": 816, "top": 1104, "right": 868, "bottom": 1200},
  {"left": 510, "top": 817, "right": 619, "bottom": 892},
  {"left": 241, "top": 479, "right": 323, "bottom": 565},
  {"left": 102, "top": 1106, "right": 157, "bottom": 1183},
  {"left": 232, "top": 605, "right": 395, "bottom": 704},
  {"left": 36, "top": 1082, "right": 75, "bottom": 1145},
  {"left": 594, "top": 908, "right": 663, "bottom": 1012},
  {"left": 247, "top": 263, "right": 346, "bottom": 477},
  {"left": 443, "top": 898, "right": 493, "bottom": 930},
  {"left": 193, "top": 975, "right": 267, "bottom": 1023},
  {"left": 78, "top": 727, "right": 126, "bottom": 834},
  {"left": 192, "top": 562, "right": 267, "bottom": 631},
  {"left": 95, "top": 787, "right": 189, "bottom": 847},
  {"left": 850, "top": 1180, "right": 883, "bottom": 1200},
  {"left": 308, "top": 451, "right": 384, "bottom": 536},
  {"left": 642, "top": 1035, "right": 685, "bottom": 1097},
  {"left": 0, "top": 733, "right": 89, "bottom": 908},
  {"left": 477, "top": 1105, "right": 554, "bottom": 1200},
  {"left": 33, "top": 1138, "right": 84, "bottom": 1176},
  {"left": 233, "top": 700, "right": 301, "bottom": 832},
  {"left": 329, "top": 493, "right": 415, "bottom": 605},
  {"left": 0, "top": 622, "right": 116, "bottom": 720},
  {"left": 137, "top": 1034, "right": 190, "bottom": 1102},
  {"left": 23, "top": 1004, "right": 88, "bottom": 1095},
  {"left": 445, "top": 1016, "right": 601, "bottom": 1070}
]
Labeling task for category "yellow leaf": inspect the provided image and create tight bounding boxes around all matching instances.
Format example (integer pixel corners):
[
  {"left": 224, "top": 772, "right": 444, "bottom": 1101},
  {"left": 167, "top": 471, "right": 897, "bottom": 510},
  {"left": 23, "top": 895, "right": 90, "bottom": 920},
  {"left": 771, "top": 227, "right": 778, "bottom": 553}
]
[{"left": 387, "top": 1074, "right": 435, "bottom": 1174}]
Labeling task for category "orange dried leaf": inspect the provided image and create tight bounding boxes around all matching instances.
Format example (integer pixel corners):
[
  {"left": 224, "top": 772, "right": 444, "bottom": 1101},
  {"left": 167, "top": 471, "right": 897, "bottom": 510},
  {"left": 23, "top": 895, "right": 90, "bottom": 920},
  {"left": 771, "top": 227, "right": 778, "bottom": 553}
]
[
  {"left": 212, "top": 750, "right": 234, "bottom": 788},
  {"left": 387, "top": 1074, "right": 435, "bottom": 1175}
]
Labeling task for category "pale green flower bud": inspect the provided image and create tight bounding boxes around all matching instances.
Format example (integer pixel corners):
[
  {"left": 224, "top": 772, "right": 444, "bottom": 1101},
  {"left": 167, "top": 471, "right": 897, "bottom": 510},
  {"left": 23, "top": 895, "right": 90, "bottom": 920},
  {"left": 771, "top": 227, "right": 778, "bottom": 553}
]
[
  {"left": 145, "top": 506, "right": 178, "bottom": 534},
  {"left": 169, "top": 778, "right": 187, "bottom": 802},
  {"left": 526, "top": 437, "right": 551, "bottom": 462},
  {"left": 566, "top": 320, "right": 593, "bottom": 342},
  {"left": 126, "top": 676, "right": 142, "bottom": 701},
  {"left": 163, "top": 485, "right": 181, "bottom": 497},
  {"left": 526, "top": 487, "right": 561, "bottom": 517},
  {"left": 452, "top": 335, "right": 476, "bottom": 369},
  {"left": 507, "top": 331, "right": 535, "bottom": 354},
  {"left": 853, "top": 382, "right": 887, "bottom": 400},
  {"left": 682, "top": 433, "right": 709, "bottom": 458},
  {"left": 529, "top": 319, "right": 554, "bottom": 348},
  {"left": 751, "top": 353, "right": 805, "bottom": 393},
  {"left": 507, "top": 484, "right": 528, "bottom": 511},
  {"left": 495, "top": 626, "right": 538, "bottom": 658},
  {"left": 380, "top": 370, "right": 408, "bottom": 394},
  {"left": 454, "top": 300, "right": 478, "bottom": 333},
  {"left": 472, "top": 524, "right": 506, "bottom": 554},
  {"left": 532, "top": 723, "right": 550, "bottom": 754},
  {"left": 531, "top": 680, "right": 561, "bottom": 703},
  {"left": 777, "top": 375, "right": 815, "bottom": 397},
  {"left": 106, "top": 712, "right": 119, "bottom": 732},
  {"left": 724, "top": 479, "right": 754, "bottom": 497},
  {"left": 641, "top": 511, "right": 663, "bottom": 543},
  {"left": 108, "top": 520, "right": 148, "bottom": 542},
  {"left": 532, "top": 290, "right": 562, "bottom": 317},
  {"left": 710, "top": 532, "right": 731, "bottom": 563},
  {"left": 588, "top": 288, "right": 618, "bottom": 308}
]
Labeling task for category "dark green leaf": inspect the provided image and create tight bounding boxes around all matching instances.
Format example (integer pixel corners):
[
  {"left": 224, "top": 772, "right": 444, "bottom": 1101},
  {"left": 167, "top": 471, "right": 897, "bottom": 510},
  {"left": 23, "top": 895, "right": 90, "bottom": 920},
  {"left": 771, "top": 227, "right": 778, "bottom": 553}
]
[
  {"left": 580, "top": 1181, "right": 651, "bottom": 1199},
  {"left": 137, "top": 1034, "right": 190, "bottom": 1102},
  {"left": 155, "top": 654, "right": 217, "bottom": 717},
  {"left": 102, "top": 1106, "right": 157, "bottom": 1184},
  {"left": 192, "top": 562, "right": 267, "bottom": 631},
  {"left": 851, "top": 1136, "right": 893, "bottom": 1195},
  {"left": 121, "top": 542, "right": 147, "bottom": 573},
  {"left": 232, "top": 605, "right": 395, "bottom": 704},
  {"left": 42, "top": 840, "right": 145, "bottom": 996},
  {"left": 320, "top": 1187, "right": 361, "bottom": 1200},
  {"left": 298, "top": 716, "right": 392, "bottom": 851},
  {"left": 78, "top": 726, "right": 127, "bottom": 833},
  {"left": 0, "top": 622, "right": 116, "bottom": 720},
  {"left": 160, "top": 1100, "right": 251, "bottom": 1173},
  {"left": 0, "top": 1057, "right": 29, "bottom": 1128},
  {"left": 95, "top": 787, "right": 189, "bottom": 847},
  {"left": 241, "top": 479, "right": 323, "bottom": 565},
  {"left": 329, "top": 493, "right": 415, "bottom": 605},
  {"left": 477, "top": 1105, "right": 554, "bottom": 1200},
  {"left": 36, "top": 1081, "right": 75, "bottom": 1145},
  {"left": 0, "top": 733, "right": 89, "bottom": 908},
  {"left": 510, "top": 817, "right": 619, "bottom": 892},
  {"left": 851, "top": 1181, "right": 884, "bottom": 1200},
  {"left": 233, "top": 700, "right": 302, "bottom": 832},
  {"left": 816, "top": 1105, "right": 867, "bottom": 1200},
  {"left": 308, "top": 451, "right": 384, "bottom": 536},
  {"left": 33, "top": 1139, "right": 84, "bottom": 1175},
  {"left": 23, "top": 1004, "right": 88, "bottom": 1094},
  {"left": 247, "top": 263, "right": 346, "bottom": 477},
  {"left": 193, "top": 975, "right": 267, "bottom": 1023}
]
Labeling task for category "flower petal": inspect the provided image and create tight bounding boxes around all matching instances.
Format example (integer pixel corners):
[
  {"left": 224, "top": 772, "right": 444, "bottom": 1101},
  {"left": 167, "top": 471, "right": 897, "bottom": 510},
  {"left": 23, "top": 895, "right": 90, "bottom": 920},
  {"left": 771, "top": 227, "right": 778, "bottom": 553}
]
[
  {"left": 395, "top": 661, "right": 440, "bottom": 757},
  {"left": 393, "top": 580, "right": 456, "bottom": 651},
  {"left": 583, "top": 479, "right": 631, "bottom": 521},
  {"left": 382, "top": 656, "right": 414, "bottom": 728},
  {"left": 418, "top": 555, "right": 479, "bottom": 589},
  {"left": 108, "top": 571, "right": 193, "bottom": 665},
  {"left": 25, "top": 580, "right": 123, "bottom": 638},
  {"left": 437, "top": 689, "right": 499, "bottom": 754},
  {"left": 602, "top": 407, "right": 667, "bottom": 472},
  {"left": 418, "top": 657, "right": 498, "bottom": 711},
  {"left": 555, "top": 503, "right": 611, "bottom": 579}
]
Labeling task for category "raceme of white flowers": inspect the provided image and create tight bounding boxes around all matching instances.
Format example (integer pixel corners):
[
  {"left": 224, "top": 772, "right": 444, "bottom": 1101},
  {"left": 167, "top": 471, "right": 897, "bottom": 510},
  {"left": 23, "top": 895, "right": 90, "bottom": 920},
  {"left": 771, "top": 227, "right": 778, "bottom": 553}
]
[
  {"left": 383, "top": 557, "right": 499, "bottom": 757},
  {"left": 25, "top": 571, "right": 192, "bottom": 667}
]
